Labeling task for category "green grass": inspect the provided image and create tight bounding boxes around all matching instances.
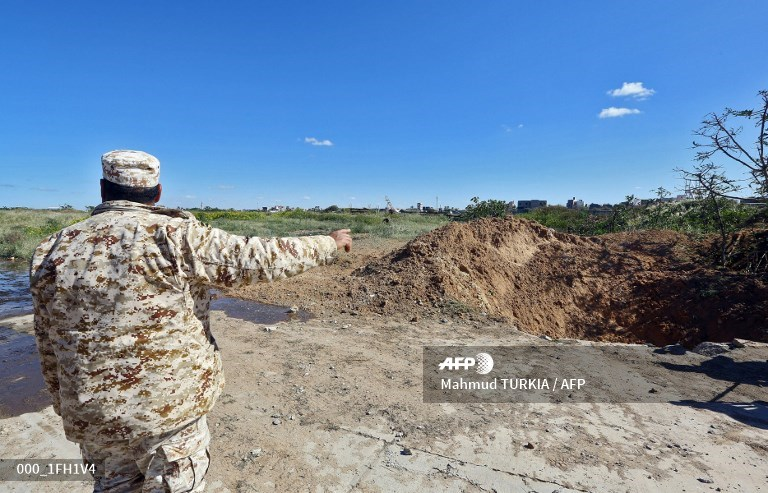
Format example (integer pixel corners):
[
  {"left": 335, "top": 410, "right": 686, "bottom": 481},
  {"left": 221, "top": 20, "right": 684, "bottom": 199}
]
[
  {"left": 192, "top": 209, "right": 448, "bottom": 239},
  {"left": 0, "top": 208, "right": 449, "bottom": 261},
  {"left": 519, "top": 201, "right": 765, "bottom": 236},
  {"left": 0, "top": 209, "right": 88, "bottom": 259}
]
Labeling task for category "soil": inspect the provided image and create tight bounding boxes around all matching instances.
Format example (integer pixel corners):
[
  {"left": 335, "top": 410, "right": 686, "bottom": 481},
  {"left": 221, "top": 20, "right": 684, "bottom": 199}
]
[{"left": 237, "top": 217, "right": 768, "bottom": 348}]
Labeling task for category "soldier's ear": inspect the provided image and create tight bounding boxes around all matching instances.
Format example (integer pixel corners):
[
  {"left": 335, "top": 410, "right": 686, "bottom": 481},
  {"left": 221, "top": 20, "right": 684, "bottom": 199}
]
[{"left": 154, "top": 183, "right": 162, "bottom": 204}]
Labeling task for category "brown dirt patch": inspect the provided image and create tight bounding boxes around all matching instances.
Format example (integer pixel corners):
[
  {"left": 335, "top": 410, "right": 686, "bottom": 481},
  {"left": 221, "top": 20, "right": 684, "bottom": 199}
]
[{"left": 235, "top": 218, "right": 768, "bottom": 347}]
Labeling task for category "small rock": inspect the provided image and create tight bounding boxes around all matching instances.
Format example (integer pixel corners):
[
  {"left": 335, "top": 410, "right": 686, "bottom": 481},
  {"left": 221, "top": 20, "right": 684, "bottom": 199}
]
[
  {"left": 272, "top": 418, "right": 282, "bottom": 425},
  {"left": 648, "top": 388, "right": 658, "bottom": 394},
  {"left": 288, "top": 415, "right": 295, "bottom": 421},
  {"left": 410, "top": 316, "right": 418, "bottom": 322},
  {"left": 288, "top": 306, "right": 299, "bottom": 313},
  {"left": 440, "top": 318, "right": 448, "bottom": 324},
  {"left": 400, "top": 448, "right": 412, "bottom": 456},
  {"left": 692, "top": 342, "right": 730, "bottom": 357},
  {"left": 365, "top": 409, "right": 373, "bottom": 416},
  {"left": 264, "top": 326, "right": 275, "bottom": 332},
  {"left": 655, "top": 344, "right": 687, "bottom": 355},
  {"left": 697, "top": 477, "right": 714, "bottom": 484},
  {"left": 731, "top": 339, "right": 747, "bottom": 348},
  {"left": 341, "top": 324, "right": 351, "bottom": 329},
  {"left": 524, "top": 442, "right": 535, "bottom": 449},
  {"left": 540, "top": 335, "right": 553, "bottom": 341},
  {"left": 249, "top": 448, "right": 263, "bottom": 457}
]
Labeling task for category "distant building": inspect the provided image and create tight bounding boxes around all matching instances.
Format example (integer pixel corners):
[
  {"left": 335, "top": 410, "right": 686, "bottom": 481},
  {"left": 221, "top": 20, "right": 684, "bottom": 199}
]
[
  {"left": 506, "top": 201, "right": 516, "bottom": 213},
  {"left": 566, "top": 197, "right": 584, "bottom": 209},
  {"left": 516, "top": 200, "right": 547, "bottom": 212}
]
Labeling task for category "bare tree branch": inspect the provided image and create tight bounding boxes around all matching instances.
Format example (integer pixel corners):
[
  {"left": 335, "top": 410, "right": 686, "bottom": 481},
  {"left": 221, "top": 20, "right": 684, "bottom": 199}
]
[{"left": 684, "top": 90, "right": 768, "bottom": 199}]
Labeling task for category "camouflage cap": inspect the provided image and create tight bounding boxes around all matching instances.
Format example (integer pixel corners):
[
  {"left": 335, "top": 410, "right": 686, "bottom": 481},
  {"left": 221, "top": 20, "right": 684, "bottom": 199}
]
[{"left": 102, "top": 150, "right": 160, "bottom": 187}]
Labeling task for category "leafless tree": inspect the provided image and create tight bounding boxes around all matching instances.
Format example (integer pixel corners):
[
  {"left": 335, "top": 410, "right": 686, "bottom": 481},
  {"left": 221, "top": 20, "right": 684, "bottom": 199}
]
[
  {"left": 688, "top": 90, "right": 768, "bottom": 200},
  {"left": 676, "top": 90, "right": 768, "bottom": 265}
]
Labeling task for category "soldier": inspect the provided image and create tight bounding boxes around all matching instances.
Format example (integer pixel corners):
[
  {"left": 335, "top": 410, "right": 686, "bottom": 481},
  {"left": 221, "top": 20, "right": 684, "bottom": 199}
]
[{"left": 30, "top": 150, "right": 352, "bottom": 492}]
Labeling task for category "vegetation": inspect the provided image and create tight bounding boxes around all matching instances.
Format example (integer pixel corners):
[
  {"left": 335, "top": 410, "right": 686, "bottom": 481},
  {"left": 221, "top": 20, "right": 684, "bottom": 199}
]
[
  {"left": 679, "top": 90, "right": 768, "bottom": 201},
  {"left": 0, "top": 208, "right": 448, "bottom": 261},
  {"left": 518, "top": 200, "right": 763, "bottom": 237},
  {"left": 0, "top": 208, "right": 88, "bottom": 259},
  {"left": 191, "top": 208, "right": 448, "bottom": 239},
  {"left": 674, "top": 90, "right": 768, "bottom": 263},
  {"left": 458, "top": 197, "right": 508, "bottom": 221}
]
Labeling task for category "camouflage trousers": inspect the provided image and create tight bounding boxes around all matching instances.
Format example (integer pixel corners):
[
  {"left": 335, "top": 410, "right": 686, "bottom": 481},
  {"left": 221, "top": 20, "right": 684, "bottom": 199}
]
[{"left": 79, "top": 416, "right": 211, "bottom": 493}]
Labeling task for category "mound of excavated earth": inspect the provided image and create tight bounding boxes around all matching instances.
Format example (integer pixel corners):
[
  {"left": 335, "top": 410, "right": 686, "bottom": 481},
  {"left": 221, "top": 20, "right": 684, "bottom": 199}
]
[{"left": 347, "top": 217, "right": 768, "bottom": 347}]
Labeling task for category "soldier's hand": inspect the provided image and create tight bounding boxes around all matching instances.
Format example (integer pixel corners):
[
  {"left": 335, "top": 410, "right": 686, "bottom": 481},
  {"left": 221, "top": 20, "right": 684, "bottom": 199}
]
[{"left": 330, "top": 229, "right": 352, "bottom": 252}]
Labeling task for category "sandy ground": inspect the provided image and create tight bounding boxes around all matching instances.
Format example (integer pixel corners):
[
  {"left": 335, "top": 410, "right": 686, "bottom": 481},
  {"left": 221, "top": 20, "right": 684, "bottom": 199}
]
[
  {"left": 1, "top": 235, "right": 767, "bottom": 492},
  {"left": 1, "top": 310, "right": 767, "bottom": 493}
]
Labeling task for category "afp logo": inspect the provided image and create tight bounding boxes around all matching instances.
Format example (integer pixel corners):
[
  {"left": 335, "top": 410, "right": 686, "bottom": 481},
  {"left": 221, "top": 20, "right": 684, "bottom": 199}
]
[{"left": 438, "top": 353, "right": 494, "bottom": 374}]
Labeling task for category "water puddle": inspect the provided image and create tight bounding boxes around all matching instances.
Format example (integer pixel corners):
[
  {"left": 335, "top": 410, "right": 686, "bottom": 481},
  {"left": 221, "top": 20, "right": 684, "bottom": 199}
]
[
  {"left": 211, "top": 295, "right": 314, "bottom": 324},
  {"left": 0, "top": 261, "right": 32, "bottom": 319},
  {"left": 0, "top": 326, "right": 51, "bottom": 418}
]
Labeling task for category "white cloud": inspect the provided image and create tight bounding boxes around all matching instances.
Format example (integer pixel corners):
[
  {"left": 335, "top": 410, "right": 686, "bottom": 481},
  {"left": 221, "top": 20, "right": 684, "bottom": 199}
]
[
  {"left": 608, "top": 82, "right": 655, "bottom": 99},
  {"left": 215, "top": 184, "right": 235, "bottom": 190},
  {"left": 184, "top": 194, "right": 196, "bottom": 199},
  {"left": 502, "top": 124, "right": 524, "bottom": 133},
  {"left": 599, "top": 107, "right": 641, "bottom": 118},
  {"left": 303, "top": 195, "right": 311, "bottom": 200},
  {"left": 304, "top": 137, "right": 334, "bottom": 147}
]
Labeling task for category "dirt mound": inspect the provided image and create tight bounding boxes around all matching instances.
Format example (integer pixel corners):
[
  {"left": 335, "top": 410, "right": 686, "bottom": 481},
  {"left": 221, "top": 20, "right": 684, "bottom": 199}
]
[{"left": 348, "top": 217, "right": 768, "bottom": 347}]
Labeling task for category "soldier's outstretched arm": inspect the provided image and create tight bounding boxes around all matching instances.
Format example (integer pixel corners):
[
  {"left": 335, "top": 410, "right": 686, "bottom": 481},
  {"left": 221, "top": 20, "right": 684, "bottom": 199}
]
[{"left": 178, "top": 221, "right": 351, "bottom": 287}]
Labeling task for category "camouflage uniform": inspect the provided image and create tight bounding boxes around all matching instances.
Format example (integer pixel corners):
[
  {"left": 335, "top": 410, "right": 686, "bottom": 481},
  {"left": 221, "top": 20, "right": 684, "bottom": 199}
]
[
  {"left": 80, "top": 416, "right": 210, "bottom": 492},
  {"left": 30, "top": 199, "right": 338, "bottom": 491}
]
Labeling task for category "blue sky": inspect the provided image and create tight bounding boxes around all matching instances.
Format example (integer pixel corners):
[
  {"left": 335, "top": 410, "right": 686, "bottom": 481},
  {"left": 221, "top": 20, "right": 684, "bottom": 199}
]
[{"left": 1, "top": 1, "right": 766, "bottom": 210}]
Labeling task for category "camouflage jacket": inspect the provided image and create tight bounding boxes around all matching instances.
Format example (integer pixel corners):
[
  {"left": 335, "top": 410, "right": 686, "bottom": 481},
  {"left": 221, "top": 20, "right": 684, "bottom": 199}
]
[{"left": 30, "top": 201, "right": 337, "bottom": 442}]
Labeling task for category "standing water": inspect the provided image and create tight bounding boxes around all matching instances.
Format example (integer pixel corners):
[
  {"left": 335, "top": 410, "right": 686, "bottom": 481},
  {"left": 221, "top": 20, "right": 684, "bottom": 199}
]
[{"left": 0, "top": 260, "right": 32, "bottom": 318}]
